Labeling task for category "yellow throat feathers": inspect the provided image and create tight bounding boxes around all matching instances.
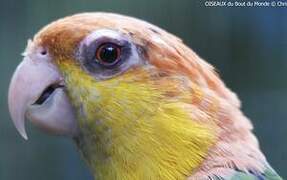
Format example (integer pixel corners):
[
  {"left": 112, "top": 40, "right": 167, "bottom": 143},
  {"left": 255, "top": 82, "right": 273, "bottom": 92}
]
[{"left": 58, "top": 61, "right": 216, "bottom": 179}]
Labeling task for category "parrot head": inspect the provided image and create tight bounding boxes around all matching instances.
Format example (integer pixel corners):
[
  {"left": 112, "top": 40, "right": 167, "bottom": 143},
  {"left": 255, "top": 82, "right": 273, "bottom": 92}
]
[{"left": 8, "top": 13, "right": 269, "bottom": 179}]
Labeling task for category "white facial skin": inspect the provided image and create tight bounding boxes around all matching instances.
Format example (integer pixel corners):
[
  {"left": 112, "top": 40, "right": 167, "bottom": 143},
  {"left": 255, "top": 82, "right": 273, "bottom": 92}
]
[{"left": 8, "top": 40, "right": 79, "bottom": 139}]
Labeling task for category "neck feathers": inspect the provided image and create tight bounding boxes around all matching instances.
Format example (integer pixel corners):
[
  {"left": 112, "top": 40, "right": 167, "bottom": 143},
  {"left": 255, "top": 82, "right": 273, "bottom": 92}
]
[{"left": 76, "top": 102, "right": 215, "bottom": 179}]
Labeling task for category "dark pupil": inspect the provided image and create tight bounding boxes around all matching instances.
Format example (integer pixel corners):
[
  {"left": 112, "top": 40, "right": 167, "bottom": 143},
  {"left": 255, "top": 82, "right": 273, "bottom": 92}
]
[{"left": 98, "top": 44, "right": 119, "bottom": 64}]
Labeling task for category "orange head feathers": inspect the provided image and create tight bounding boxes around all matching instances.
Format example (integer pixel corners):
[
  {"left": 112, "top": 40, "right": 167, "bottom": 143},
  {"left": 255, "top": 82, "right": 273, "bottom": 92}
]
[{"left": 34, "top": 13, "right": 239, "bottom": 106}]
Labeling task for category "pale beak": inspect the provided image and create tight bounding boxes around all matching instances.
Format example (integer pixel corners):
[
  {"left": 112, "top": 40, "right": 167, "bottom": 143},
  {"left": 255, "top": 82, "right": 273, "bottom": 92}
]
[{"left": 8, "top": 55, "right": 79, "bottom": 140}]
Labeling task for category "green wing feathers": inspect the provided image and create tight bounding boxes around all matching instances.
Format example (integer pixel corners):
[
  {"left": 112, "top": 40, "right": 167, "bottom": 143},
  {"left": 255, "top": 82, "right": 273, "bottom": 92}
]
[
  {"left": 230, "top": 167, "right": 282, "bottom": 180},
  {"left": 210, "top": 166, "right": 282, "bottom": 180}
]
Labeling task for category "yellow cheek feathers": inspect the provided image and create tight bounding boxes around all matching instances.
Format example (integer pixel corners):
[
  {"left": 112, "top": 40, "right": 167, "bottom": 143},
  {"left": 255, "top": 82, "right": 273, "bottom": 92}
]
[{"left": 57, "top": 61, "right": 216, "bottom": 179}]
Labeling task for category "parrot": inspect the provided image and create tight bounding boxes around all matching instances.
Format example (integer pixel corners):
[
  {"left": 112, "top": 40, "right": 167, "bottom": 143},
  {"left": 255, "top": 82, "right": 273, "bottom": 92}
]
[{"left": 8, "top": 12, "right": 282, "bottom": 180}]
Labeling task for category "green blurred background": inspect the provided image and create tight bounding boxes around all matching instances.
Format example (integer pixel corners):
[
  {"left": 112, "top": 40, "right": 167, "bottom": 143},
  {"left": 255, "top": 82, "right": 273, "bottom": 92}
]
[{"left": 0, "top": 0, "right": 286, "bottom": 179}]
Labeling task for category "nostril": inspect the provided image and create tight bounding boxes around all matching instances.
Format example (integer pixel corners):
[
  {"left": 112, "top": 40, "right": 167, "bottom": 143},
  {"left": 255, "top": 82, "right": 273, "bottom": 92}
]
[{"left": 40, "top": 49, "right": 47, "bottom": 56}]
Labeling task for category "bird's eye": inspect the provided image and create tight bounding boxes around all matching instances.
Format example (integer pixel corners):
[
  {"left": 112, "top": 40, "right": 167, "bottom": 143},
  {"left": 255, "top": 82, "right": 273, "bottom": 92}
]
[
  {"left": 95, "top": 43, "right": 121, "bottom": 67},
  {"left": 79, "top": 29, "right": 140, "bottom": 79}
]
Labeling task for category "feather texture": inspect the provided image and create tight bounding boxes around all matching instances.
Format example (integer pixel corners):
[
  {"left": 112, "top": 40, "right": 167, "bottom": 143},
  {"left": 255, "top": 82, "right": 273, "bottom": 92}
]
[{"left": 31, "top": 13, "right": 282, "bottom": 179}]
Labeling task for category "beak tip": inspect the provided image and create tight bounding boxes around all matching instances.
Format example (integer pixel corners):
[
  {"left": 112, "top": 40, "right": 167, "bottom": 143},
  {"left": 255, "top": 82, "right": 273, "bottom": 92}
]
[
  {"left": 13, "top": 121, "right": 29, "bottom": 140},
  {"left": 20, "top": 132, "right": 28, "bottom": 140}
]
